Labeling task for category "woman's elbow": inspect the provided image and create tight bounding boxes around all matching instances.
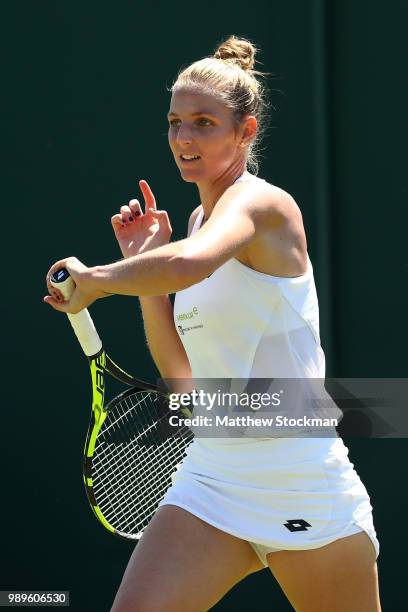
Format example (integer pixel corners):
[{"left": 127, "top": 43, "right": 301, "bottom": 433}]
[{"left": 171, "top": 253, "right": 211, "bottom": 290}]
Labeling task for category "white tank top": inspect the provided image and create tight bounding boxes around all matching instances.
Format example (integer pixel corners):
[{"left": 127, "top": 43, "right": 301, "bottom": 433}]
[
  {"left": 162, "top": 184, "right": 369, "bottom": 548},
  {"left": 174, "top": 172, "right": 326, "bottom": 381}
]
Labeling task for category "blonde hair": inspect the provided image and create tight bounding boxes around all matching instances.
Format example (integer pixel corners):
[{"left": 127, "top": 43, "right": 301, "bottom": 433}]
[{"left": 171, "top": 36, "right": 270, "bottom": 175}]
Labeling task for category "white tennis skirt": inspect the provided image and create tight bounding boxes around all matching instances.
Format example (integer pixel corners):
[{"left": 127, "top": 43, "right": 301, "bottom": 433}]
[{"left": 159, "top": 435, "right": 379, "bottom": 565}]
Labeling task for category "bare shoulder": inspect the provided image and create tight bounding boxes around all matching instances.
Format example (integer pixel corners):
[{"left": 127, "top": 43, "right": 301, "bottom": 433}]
[
  {"left": 187, "top": 205, "right": 202, "bottom": 237},
  {"left": 229, "top": 178, "right": 303, "bottom": 228},
  {"left": 225, "top": 177, "right": 307, "bottom": 276},
  {"left": 242, "top": 180, "right": 301, "bottom": 217}
]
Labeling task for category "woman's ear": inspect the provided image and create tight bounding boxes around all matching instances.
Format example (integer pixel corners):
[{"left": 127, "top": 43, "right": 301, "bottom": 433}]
[{"left": 240, "top": 115, "right": 257, "bottom": 147}]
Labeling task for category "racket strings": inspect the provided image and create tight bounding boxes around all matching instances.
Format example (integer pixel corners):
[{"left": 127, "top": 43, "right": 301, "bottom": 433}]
[
  {"left": 92, "top": 395, "right": 186, "bottom": 503},
  {"left": 95, "top": 435, "right": 183, "bottom": 528},
  {"left": 98, "top": 438, "right": 185, "bottom": 531},
  {"left": 90, "top": 390, "right": 193, "bottom": 538},
  {"left": 93, "top": 404, "right": 182, "bottom": 534},
  {"left": 101, "top": 407, "right": 190, "bottom": 533}
]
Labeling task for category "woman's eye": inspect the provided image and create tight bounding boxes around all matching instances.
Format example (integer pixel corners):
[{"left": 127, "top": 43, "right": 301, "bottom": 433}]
[
  {"left": 168, "top": 118, "right": 213, "bottom": 128},
  {"left": 197, "top": 118, "right": 212, "bottom": 126}
]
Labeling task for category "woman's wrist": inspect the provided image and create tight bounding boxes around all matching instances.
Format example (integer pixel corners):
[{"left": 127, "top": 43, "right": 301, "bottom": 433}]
[{"left": 85, "top": 264, "right": 109, "bottom": 297}]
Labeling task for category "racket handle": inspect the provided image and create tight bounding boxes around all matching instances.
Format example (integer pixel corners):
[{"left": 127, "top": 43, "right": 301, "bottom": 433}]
[{"left": 50, "top": 268, "right": 103, "bottom": 357}]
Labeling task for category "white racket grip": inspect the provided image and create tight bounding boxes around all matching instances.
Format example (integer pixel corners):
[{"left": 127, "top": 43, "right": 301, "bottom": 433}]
[{"left": 50, "top": 270, "right": 103, "bottom": 357}]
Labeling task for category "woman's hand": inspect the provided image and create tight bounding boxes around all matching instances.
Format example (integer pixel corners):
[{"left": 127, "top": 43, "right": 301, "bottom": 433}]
[
  {"left": 112, "top": 180, "right": 172, "bottom": 258},
  {"left": 43, "top": 256, "right": 109, "bottom": 314}
]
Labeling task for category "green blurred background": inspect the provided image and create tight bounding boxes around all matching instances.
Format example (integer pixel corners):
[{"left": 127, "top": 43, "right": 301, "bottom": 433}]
[{"left": 2, "top": 0, "right": 407, "bottom": 609}]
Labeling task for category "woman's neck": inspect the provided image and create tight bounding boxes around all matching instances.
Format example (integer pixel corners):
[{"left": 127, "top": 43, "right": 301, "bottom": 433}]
[{"left": 197, "top": 166, "right": 248, "bottom": 220}]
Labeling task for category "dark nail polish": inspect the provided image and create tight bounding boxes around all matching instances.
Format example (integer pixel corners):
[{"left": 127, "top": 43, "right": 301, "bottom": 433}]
[
  {"left": 134, "top": 211, "right": 141, "bottom": 216},
  {"left": 128, "top": 216, "right": 133, "bottom": 221}
]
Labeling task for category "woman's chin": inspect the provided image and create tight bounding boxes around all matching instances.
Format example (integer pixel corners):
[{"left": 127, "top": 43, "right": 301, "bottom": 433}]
[
  {"left": 178, "top": 167, "right": 202, "bottom": 182},
  {"left": 181, "top": 175, "right": 199, "bottom": 183}
]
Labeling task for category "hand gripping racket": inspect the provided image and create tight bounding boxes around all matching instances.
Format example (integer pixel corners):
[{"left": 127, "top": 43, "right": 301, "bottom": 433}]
[{"left": 51, "top": 268, "right": 193, "bottom": 540}]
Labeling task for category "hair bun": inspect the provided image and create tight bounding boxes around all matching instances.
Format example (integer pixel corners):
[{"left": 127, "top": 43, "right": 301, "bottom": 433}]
[{"left": 213, "top": 35, "right": 256, "bottom": 71}]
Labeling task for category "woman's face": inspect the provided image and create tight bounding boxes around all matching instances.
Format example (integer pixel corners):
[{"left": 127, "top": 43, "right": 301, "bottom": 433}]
[{"left": 167, "top": 88, "right": 247, "bottom": 183}]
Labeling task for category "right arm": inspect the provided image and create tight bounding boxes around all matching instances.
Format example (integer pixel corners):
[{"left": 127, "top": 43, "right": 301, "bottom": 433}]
[
  {"left": 112, "top": 180, "right": 194, "bottom": 380},
  {"left": 138, "top": 295, "right": 190, "bottom": 379}
]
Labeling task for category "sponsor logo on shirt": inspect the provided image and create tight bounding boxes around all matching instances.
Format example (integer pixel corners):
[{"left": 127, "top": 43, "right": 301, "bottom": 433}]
[
  {"left": 176, "top": 306, "right": 203, "bottom": 335},
  {"left": 177, "top": 323, "right": 203, "bottom": 335},
  {"left": 176, "top": 306, "right": 199, "bottom": 321}
]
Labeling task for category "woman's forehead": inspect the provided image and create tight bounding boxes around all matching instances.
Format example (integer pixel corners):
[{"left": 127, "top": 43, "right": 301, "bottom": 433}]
[{"left": 168, "top": 88, "right": 228, "bottom": 117}]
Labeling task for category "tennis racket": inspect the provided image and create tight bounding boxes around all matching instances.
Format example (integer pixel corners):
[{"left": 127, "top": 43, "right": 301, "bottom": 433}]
[{"left": 50, "top": 268, "right": 193, "bottom": 540}]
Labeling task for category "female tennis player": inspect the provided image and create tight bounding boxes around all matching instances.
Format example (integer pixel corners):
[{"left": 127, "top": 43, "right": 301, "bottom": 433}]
[{"left": 45, "top": 36, "right": 381, "bottom": 611}]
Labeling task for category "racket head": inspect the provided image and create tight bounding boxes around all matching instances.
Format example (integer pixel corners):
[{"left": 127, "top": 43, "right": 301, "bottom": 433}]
[{"left": 83, "top": 363, "right": 194, "bottom": 540}]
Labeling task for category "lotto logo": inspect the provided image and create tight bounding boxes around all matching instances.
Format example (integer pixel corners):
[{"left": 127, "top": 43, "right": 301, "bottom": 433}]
[{"left": 284, "top": 519, "right": 312, "bottom": 532}]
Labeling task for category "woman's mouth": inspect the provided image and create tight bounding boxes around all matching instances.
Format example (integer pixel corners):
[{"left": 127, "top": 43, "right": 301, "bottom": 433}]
[{"left": 179, "top": 154, "right": 201, "bottom": 162}]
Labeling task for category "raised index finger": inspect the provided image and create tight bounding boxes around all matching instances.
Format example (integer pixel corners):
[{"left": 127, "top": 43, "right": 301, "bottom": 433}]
[{"left": 139, "top": 179, "right": 157, "bottom": 213}]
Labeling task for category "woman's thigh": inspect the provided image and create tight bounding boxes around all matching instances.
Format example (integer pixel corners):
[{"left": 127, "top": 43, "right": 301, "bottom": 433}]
[
  {"left": 267, "top": 531, "right": 381, "bottom": 612},
  {"left": 110, "top": 505, "right": 265, "bottom": 612}
]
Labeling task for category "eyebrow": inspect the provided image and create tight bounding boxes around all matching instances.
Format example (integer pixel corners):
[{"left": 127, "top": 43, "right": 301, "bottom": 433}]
[{"left": 167, "top": 111, "right": 217, "bottom": 118}]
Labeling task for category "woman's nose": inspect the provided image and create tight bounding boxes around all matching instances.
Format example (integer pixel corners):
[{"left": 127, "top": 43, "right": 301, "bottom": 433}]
[{"left": 176, "top": 124, "right": 193, "bottom": 146}]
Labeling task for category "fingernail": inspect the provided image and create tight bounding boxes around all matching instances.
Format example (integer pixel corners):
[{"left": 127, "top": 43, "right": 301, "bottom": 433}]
[
  {"left": 128, "top": 216, "right": 133, "bottom": 221},
  {"left": 134, "top": 211, "right": 141, "bottom": 216}
]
